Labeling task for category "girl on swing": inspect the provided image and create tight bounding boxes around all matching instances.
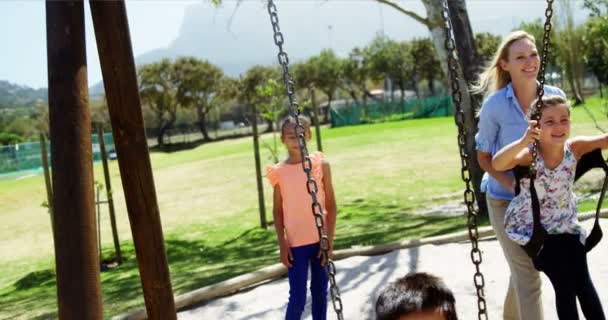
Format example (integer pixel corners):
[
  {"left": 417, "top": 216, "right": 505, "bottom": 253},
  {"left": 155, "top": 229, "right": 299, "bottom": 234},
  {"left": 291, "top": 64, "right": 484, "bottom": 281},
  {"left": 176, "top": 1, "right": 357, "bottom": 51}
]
[
  {"left": 475, "top": 30, "right": 566, "bottom": 320},
  {"left": 492, "top": 95, "right": 606, "bottom": 320}
]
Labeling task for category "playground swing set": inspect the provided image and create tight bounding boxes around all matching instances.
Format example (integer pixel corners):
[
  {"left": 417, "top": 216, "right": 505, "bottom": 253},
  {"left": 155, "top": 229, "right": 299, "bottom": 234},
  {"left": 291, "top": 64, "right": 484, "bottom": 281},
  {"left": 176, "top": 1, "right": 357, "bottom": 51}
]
[{"left": 43, "top": 1, "right": 606, "bottom": 319}]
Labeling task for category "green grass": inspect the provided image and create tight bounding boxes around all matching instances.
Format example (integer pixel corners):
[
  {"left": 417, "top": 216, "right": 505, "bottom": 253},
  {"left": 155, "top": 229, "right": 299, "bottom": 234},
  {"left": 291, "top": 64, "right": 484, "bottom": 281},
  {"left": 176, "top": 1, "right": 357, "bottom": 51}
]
[{"left": 1, "top": 97, "right": 607, "bottom": 318}]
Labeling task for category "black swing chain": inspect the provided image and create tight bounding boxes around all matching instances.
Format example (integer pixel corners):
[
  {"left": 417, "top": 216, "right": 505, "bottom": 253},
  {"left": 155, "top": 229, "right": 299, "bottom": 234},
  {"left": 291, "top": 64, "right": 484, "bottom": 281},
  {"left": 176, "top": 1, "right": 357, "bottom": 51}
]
[
  {"left": 530, "top": 0, "right": 555, "bottom": 175},
  {"left": 440, "top": 1, "right": 488, "bottom": 319},
  {"left": 266, "top": 2, "right": 344, "bottom": 319}
]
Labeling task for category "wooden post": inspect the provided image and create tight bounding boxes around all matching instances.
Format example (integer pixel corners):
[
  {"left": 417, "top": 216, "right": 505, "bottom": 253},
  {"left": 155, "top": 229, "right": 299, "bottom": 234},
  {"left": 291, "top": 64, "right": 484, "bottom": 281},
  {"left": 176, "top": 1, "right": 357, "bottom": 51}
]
[
  {"left": 310, "top": 86, "right": 323, "bottom": 152},
  {"left": 39, "top": 133, "right": 55, "bottom": 235},
  {"left": 89, "top": 2, "right": 177, "bottom": 319},
  {"left": 46, "top": 1, "right": 103, "bottom": 319},
  {"left": 96, "top": 183, "right": 103, "bottom": 268},
  {"left": 251, "top": 104, "right": 267, "bottom": 229},
  {"left": 97, "top": 127, "right": 122, "bottom": 264}
]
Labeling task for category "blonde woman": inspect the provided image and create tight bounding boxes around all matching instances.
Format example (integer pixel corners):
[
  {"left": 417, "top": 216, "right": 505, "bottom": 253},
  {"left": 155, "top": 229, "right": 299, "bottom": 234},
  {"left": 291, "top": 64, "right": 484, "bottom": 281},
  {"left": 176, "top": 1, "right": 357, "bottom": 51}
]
[{"left": 474, "top": 30, "right": 566, "bottom": 320}]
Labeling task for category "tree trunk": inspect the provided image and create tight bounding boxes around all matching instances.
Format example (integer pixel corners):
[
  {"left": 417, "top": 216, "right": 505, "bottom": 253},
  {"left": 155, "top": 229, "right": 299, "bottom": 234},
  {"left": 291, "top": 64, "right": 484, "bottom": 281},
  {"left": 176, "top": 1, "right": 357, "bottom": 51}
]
[
  {"left": 264, "top": 117, "right": 274, "bottom": 133},
  {"left": 156, "top": 113, "right": 166, "bottom": 148},
  {"left": 250, "top": 104, "right": 267, "bottom": 229},
  {"left": 157, "top": 124, "right": 168, "bottom": 148},
  {"left": 198, "top": 113, "right": 212, "bottom": 141},
  {"left": 565, "top": 64, "right": 584, "bottom": 105},
  {"left": 446, "top": 0, "right": 481, "bottom": 92},
  {"left": 348, "top": 88, "right": 360, "bottom": 105},
  {"left": 574, "top": 73, "right": 585, "bottom": 104},
  {"left": 410, "top": 79, "right": 420, "bottom": 100},
  {"left": 323, "top": 93, "right": 333, "bottom": 124},
  {"left": 310, "top": 87, "right": 323, "bottom": 151},
  {"left": 428, "top": 77, "right": 436, "bottom": 96},
  {"left": 422, "top": 0, "right": 487, "bottom": 217},
  {"left": 197, "top": 108, "right": 211, "bottom": 142}
]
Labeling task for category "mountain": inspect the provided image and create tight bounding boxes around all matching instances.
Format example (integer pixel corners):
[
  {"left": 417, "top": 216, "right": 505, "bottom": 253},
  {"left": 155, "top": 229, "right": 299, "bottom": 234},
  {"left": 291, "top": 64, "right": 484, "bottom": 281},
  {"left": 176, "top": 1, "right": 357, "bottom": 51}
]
[
  {"left": 89, "top": 1, "right": 587, "bottom": 95},
  {"left": 0, "top": 80, "right": 47, "bottom": 109},
  {"left": 21, "top": 1, "right": 594, "bottom": 97}
]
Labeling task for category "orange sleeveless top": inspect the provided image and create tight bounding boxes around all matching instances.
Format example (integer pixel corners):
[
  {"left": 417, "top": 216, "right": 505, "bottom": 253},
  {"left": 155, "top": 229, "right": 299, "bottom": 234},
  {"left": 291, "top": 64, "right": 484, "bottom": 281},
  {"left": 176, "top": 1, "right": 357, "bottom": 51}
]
[{"left": 267, "top": 152, "right": 326, "bottom": 247}]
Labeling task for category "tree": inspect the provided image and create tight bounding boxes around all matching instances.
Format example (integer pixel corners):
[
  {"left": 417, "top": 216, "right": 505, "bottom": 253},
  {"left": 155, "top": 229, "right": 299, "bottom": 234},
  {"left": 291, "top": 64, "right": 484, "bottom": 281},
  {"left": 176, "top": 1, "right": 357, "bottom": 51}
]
[
  {"left": 255, "top": 79, "right": 285, "bottom": 163},
  {"left": 339, "top": 47, "right": 375, "bottom": 104},
  {"left": 240, "top": 65, "right": 281, "bottom": 132},
  {"left": 308, "top": 49, "right": 342, "bottom": 122},
  {"left": 138, "top": 59, "right": 179, "bottom": 148},
  {"left": 377, "top": 0, "right": 486, "bottom": 216},
  {"left": 555, "top": 0, "right": 586, "bottom": 105},
  {"left": 33, "top": 100, "right": 50, "bottom": 136},
  {"left": 475, "top": 32, "right": 501, "bottom": 66},
  {"left": 409, "top": 38, "right": 443, "bottom": 96},
  {"left": 172, "top": 57, "right": 224, "bottom": 141},
  {"left": 90, "top": 97, "right": 111, "bottom": 132},
  {"left": 583, "top": 10, "right": 608, "bottom": 93},
  {"left": 583, "top": 0, "right": 608, "bottom": 16},
  {"left": 365, "top": 36, "right": 415, "bottom": 101}
]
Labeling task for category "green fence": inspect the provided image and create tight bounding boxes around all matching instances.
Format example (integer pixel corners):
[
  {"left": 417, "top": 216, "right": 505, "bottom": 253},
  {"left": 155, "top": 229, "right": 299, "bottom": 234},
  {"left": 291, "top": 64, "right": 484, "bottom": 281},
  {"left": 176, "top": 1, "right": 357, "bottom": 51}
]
[
  {"left": 330, "top": 96, "right": 452, "bottom": 128},
  {"left": 0, "top": 132, "right": 115, "bottom": 176}
]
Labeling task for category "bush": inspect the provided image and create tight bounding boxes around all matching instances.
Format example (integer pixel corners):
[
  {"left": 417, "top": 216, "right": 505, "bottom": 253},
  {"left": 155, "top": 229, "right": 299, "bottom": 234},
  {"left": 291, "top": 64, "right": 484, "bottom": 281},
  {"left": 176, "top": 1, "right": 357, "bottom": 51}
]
[{"left": 0, "top": 132, "right": 24, "bottom": 145}]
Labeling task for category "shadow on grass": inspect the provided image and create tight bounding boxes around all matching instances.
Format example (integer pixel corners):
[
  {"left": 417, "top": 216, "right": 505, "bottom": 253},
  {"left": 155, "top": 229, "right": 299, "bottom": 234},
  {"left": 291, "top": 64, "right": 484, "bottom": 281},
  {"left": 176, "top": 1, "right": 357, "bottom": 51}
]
[
  {"left": 148, "top": 131, "right": 255, "bottom": 154},
  {"left": 1, "top": 197, "right": 487, "bottom": 318}
]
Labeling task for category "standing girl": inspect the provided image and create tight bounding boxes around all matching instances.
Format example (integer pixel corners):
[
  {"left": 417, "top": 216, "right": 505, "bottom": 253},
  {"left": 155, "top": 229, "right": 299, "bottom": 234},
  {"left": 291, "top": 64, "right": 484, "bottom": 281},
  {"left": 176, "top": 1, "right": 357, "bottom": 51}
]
[
  {"left": 267, "top": 115, "right": 337, "bottom": 320},
  {"left": 493, "top": 95, "right": 606, "bottom": 320}
]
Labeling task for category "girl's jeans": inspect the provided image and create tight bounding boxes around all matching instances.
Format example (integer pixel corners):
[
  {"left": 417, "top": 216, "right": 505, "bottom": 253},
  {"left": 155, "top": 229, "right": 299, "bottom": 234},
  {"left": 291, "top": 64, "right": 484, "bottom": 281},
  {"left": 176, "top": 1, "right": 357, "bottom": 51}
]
[{"left": 286, "top": 242, "right": 328, "bottom": 320}]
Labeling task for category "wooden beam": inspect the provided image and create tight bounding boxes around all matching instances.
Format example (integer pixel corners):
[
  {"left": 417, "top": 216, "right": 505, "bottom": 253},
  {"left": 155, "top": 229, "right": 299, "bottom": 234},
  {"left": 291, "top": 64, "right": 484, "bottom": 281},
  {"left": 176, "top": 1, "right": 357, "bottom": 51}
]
[
  {"left": 46, "top": 1, "right": 102, "bottom": 318},
  {"left": 89, "top": 2, "right": 176, "bottom": 319}
]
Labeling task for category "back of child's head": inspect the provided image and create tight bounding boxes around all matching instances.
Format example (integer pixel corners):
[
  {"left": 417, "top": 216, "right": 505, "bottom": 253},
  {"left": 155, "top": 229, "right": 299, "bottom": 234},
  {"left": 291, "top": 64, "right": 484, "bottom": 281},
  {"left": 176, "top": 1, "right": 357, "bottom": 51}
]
[
  {"left": 280, "top": 114, "right": 311, "bottom": 137},
  {"left": 531, "top": 94, "right": 571, "bottom": 120},
  {"left": 375, "top": 272, "right": 457, "bottom": 320}
]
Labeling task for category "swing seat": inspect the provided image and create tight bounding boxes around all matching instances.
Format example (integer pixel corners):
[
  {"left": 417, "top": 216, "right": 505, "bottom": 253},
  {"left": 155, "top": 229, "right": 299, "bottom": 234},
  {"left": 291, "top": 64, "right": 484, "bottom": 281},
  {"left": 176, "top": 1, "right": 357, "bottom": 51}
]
[
  {"left": 513, "top": 148, "right": 607, "bottom": 259},
  {"left": 576, "top": 148, "right": 607, "bottom": 252}
]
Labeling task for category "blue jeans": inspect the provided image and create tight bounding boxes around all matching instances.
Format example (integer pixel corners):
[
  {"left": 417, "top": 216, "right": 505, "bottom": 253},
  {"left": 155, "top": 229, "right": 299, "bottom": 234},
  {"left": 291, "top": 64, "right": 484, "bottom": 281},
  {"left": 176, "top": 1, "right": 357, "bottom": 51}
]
[{"left": 286, "top": 242, "right": 328, "bottom": 320}]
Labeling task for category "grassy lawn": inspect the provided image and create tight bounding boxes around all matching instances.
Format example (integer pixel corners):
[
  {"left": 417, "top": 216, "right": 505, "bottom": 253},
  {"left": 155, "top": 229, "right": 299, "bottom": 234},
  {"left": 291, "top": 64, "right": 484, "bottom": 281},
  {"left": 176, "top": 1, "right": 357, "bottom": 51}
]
[{"left": 1, "top": 97, "right": 607, "bottom": 318}]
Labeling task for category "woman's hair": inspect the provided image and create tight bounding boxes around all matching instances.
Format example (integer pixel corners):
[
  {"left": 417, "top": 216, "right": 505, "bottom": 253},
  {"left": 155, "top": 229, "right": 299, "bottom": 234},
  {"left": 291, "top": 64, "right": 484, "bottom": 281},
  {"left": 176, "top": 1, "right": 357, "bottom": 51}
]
[
  {"left": 472, "top": 30, "right": 536, "bottom": 96},
  {"left": 531, "top": 94, "right": 571, "bottom": 119},
  {"left": 280, "top": 115, "right": 311, "bottom": 137},
  {"left": 375, "top": 272, "right": 457, "bottom": 320}
]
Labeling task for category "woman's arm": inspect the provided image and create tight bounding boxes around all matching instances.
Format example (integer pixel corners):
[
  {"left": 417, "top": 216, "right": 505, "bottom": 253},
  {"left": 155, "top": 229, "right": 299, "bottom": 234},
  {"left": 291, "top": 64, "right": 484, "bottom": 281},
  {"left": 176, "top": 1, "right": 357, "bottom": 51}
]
[
  {"left": 478, "top": 151, "right": 516, "bottom": 193},
  {"left": 475, "top": 98, "right": 518, "bottom": 192}
]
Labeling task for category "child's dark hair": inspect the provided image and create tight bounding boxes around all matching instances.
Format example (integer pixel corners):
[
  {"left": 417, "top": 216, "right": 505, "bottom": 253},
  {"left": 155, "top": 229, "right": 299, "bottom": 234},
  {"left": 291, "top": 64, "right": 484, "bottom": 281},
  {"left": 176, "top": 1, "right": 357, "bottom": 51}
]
[
  {"left": 375, "top": 272, "right": 457, "bottom": 320},
  {"left": 280, "top": 115, "right": 311, "bottom": 137},
  {"left": 531, "top": 94, "right": 571, "bottom": 119}
]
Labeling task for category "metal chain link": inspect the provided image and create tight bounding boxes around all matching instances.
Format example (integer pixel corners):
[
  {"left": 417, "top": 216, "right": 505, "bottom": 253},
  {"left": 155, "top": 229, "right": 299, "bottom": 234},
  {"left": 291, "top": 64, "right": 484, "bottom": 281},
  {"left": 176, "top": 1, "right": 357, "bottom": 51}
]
[
  {"left": 530, "top": 0, "right": 555, "bottom": 175},
  {"left": 441, "top": 1, "right": 488, "bottom": 319},
  {"left": 266, "top": 2, "right": 344, "bottom": 319}
]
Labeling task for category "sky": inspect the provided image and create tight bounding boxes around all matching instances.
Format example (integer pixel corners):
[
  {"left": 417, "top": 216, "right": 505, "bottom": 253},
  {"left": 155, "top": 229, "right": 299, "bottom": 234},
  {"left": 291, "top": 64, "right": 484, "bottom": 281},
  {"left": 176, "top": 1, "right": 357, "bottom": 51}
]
[
  {"left": 0, "top": 0, "right": 589, "bottom": 89},
  {"left": 1, "top": 0, "right": 196, "bottom": 89}
]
